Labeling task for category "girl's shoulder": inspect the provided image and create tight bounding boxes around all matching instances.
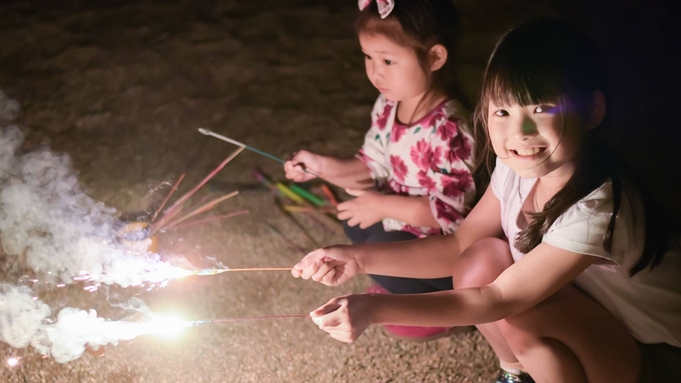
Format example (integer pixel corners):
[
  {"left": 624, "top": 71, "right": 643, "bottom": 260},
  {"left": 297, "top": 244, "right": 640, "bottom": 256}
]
[
  {"left": 429, "top": 98, "right": 472, "bottom": 136},
  {"left": 440, "top": 98, "right": 469, "bottom": 123}
]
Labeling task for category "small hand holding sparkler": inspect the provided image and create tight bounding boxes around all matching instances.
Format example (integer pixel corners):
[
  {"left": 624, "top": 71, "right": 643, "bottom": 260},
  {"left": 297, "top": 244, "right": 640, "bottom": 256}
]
[
  {"left": 310, "top": 293, "right": 375, "bottom": 343},
  {"left": 291, "top": 245, "right": 363, "bottom": 286},
  {"left": 283, "top": 150, "right": 323, "bottom": 182}
]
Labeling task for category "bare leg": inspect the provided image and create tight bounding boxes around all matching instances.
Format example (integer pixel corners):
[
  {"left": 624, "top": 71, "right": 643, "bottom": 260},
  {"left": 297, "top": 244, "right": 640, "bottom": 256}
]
[
  {"left": 452, "top": 238, "right": 517, "bottom": 364},
  {"left": 498, "top": 282, "right": 641, "bottom": 383}
]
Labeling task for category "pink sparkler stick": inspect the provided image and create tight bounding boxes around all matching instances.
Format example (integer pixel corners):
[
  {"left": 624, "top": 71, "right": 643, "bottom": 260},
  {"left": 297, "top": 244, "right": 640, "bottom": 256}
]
[
  {"left": 150, "top": 146, "right": 245, "bottom": 235},
  {"left": 151, "top": 173, "right": 185, "bottom": 222},
  {"left": 171, "top": 209, "right": 249, "bottom": 230},
  {"left": 164, "top": 191, "right": 239, "bottom": 228},
  {"left": 207, "top": 315, "right": 310, "bottom": 323}
]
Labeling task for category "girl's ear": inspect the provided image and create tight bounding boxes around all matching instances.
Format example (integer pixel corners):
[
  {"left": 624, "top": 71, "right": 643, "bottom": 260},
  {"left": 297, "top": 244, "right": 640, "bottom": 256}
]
[
  {"left": 588, "top": 90, "right": 606, "bottom": 129},
  {"left": 429, "top": 44, "right": 448, "bottom": 72}
]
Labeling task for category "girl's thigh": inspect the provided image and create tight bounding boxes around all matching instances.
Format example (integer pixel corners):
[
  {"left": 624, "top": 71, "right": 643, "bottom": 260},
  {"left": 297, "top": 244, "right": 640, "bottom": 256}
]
[{"left": 501, "top": 284, "right": 641, "bottom": 382}]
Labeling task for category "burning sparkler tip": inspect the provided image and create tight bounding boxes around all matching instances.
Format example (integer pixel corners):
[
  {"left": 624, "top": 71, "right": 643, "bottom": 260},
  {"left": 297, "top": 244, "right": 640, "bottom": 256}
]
[{"left": 6, "top": 357, "right": 19, "bottom": 367}]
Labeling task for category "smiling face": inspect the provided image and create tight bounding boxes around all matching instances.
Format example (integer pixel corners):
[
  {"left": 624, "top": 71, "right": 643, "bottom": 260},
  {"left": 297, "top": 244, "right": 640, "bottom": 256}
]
[
  {"left": 487, "top": 99, "right": 587, "bottom": 180},
  {"left": 359, "top": 32, "right": 429, "bottom": 103}
]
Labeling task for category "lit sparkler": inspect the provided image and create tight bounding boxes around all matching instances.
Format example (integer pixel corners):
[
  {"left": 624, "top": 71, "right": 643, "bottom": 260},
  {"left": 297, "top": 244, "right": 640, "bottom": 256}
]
[
  {"left": 6, "top": 357, "right": 20, "bottom": 367},
  {"left": 187, "top": 267, "right": 292, "bottom": 276}
]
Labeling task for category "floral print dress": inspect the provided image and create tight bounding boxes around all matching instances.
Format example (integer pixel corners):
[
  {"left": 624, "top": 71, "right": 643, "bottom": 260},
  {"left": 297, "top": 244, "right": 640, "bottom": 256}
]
[{"left": 357, "top": 95, "right": 476, "bottom": 237}]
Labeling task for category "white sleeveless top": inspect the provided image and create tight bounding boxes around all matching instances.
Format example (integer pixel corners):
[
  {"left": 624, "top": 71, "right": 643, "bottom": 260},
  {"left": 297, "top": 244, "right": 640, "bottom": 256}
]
[{"left": 491, "top": 158, "right": 681, "bottom": 346}]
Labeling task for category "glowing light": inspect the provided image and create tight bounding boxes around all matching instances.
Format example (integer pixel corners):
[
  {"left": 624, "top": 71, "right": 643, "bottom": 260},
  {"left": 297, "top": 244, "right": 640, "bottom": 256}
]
[{"left": 6, "top": 357, "right": 19, "bottom": 367}]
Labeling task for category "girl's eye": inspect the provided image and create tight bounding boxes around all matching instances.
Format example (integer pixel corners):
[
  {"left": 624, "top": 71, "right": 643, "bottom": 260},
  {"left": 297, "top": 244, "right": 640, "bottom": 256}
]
[
  {"left": 364, "top": 54, "right": 372, "bottom": 60},
  {"left": 493, "top": 110, "right": 508, "bottom": 117},
  {"left": 384, "top": 59, "right": 393, "bottom": 65},
  {"left": 534, "top": 105, "right": 558, "bottom": 114}
]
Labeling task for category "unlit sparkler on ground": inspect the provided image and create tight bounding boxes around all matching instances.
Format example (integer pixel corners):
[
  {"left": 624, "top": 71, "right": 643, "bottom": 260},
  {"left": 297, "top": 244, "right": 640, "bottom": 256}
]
[{"left": 149, "top": 146, "right": 245, "bottom": 235}]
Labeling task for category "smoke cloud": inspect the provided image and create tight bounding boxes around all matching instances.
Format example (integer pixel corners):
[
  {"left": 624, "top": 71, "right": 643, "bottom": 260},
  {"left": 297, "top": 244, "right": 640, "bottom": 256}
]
[
  {"left": 0, "top": 91, "right": 184, "bottom": 287},
  {"left": 1, "top": 285, "right": 183, "bottom": 363},
  {"left": 0, "top": 90, "right": 190, "bottom": 362}
]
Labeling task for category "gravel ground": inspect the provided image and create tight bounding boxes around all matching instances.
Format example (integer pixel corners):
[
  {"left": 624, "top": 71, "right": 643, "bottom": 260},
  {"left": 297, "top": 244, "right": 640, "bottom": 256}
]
[{"left": 0, "top": 0, "right": 678, "bottom": 382}]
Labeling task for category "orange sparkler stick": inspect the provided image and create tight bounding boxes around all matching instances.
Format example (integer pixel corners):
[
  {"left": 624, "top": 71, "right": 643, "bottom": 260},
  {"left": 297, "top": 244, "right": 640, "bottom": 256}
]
[
  {"left": 151, "top": 173, "right": 185, "bottom": 222},
  {"left": 321, "top": 184, "right": 339, "bottom": 207},
  {"left": 172, "top": 209, "right": 249, "bottom": 230},
  {"left": 206, "top": 315, "right": 310, "bottom": 323},
  {"left": 225, "top": 267, "right": 292, "bottom": 272},
  {"left": 164, "top": 191, "right": 239, "bottom": 228},
  {"left": 150, "top": 146, "right": 245, "bottom": 235}
]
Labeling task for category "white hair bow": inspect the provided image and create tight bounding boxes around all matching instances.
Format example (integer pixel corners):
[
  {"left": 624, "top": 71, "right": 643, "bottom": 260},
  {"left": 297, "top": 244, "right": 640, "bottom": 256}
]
[{"left": 358, "top": 0, "right": 395, "bottom": 19}]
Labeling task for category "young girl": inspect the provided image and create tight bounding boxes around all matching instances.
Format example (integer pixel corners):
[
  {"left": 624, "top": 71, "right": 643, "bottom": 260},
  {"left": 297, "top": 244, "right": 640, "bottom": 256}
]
[
  {"left": 291, "top": 19, "right": 681, "bottom": 383},
  {"left": 284, "top": 0, "right": 477, "bottom": 341}
]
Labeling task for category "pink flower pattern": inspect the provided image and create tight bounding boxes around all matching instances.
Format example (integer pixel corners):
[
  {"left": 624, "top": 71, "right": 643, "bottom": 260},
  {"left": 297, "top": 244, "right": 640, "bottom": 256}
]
[
  {"left": 390, "top": 155, "right": 408, "bottom": 183},
  {"left": 358, "top": 95, "right": 476, "bottom": 237},
  {"left": 375, "top": 102, "right": 393, "bottom": 131},
  {"left": 410, "top": 140, "right": 433, "bottom": 170}
]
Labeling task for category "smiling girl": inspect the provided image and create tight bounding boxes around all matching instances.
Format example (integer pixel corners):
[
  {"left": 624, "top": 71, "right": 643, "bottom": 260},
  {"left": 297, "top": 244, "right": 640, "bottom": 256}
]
[
  {"left": 292, "top": 19, "right": 681, "bottom": 383},
  {"left": 284, "top": 0, "right": 477, "bottom": 341}
]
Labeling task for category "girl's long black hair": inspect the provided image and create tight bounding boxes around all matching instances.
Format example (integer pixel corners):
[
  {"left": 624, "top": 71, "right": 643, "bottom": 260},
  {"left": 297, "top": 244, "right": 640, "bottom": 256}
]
[{"left": 472, "top": 19, "right": 670, "bottom": 275}]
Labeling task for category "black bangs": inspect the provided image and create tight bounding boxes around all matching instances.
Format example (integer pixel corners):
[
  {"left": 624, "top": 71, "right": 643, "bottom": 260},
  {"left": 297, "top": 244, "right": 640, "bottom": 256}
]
[{"left": 483, "top": 64, "right": 565, "bottom": 108}]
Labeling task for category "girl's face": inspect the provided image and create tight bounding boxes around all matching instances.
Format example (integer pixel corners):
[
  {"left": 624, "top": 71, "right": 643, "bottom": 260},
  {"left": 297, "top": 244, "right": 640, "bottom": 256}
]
[
  {"left": 359, "top": 32, "right": 429, "bottom": 103},
  {"left": 487, "top": 99, "right": 586, "bottom": 180}
]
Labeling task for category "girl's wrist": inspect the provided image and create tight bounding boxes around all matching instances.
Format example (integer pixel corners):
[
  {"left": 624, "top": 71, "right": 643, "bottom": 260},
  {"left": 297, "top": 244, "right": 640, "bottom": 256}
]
[{"left": 315, "top": 155, "right": 328, "bottom": 178}]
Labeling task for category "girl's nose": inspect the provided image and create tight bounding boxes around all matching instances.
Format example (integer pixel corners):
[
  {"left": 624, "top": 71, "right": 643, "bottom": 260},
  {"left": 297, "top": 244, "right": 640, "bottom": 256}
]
[{"left": 512, "top": 115, "right": 538, "bottom": 140}]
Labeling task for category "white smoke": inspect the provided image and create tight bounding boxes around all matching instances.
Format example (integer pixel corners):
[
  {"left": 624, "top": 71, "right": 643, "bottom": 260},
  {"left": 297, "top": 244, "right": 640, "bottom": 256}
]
[
  {"left": 1, "top": 285, "right": 188, "bottom": 363},
  {"left": 0, "top": 284, "right": 50, "bottom": 349},
  {"left": 0, "top": 91, "right": 186, "bottom": 287}
]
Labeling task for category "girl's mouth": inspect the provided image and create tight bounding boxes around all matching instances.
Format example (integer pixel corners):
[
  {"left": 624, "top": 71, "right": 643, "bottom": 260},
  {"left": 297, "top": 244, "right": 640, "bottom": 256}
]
[{"left": 511, "top": 147, "right": 547, "bottom": 158}]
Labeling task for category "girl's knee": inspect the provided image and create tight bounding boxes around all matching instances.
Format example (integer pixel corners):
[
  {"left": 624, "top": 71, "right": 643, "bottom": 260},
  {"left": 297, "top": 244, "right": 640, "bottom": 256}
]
[{"left": 452, "top": 237, "right": 513, "bottom": 289}]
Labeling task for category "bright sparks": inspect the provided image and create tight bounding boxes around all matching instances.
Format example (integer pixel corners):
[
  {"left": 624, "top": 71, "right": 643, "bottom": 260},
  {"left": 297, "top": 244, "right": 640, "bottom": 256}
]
[{"left": 6, "top": 357, "right": 19, "bottom": 367}]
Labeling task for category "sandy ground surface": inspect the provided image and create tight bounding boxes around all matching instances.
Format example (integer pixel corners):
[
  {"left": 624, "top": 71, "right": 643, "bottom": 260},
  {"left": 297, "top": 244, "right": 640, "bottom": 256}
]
[{"left": 0, "top": 0, "right": 679, "bottom": 382}]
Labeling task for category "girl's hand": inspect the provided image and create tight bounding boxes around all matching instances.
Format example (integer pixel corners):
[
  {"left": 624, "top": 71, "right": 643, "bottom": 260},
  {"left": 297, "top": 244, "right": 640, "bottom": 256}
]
[
  {"left": 284, "top": 150, "right": 322, "bottom": 182},
  {"left": 291, "top": 245, "right": 364, "bottom": 286},
  {"left": 337, "top": 189, "right": 385, "bottom": 228},
  {"left": 310, "top": 294, "right": 375, "bottom": 343}
]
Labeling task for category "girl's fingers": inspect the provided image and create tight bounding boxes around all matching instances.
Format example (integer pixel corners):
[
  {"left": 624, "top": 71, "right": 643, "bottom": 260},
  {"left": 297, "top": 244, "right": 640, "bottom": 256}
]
[
  {"left": 293, "top": 250, "right": 320, "bottom": 271},
  {"left": 344, "top": 188, "right": 366, "bottom": 197},
  {"left": 336, "top": 210, "right": 353, "bottom": 221},
  {"left": 310, "top": 260, "right": 332, "bottom": 281},
  {"left": 329, "top": 332, "right": 353, "bottom": 343},
  {"left": 299, "top": 259, "right": 324, "bottom": 280},
  {"left": 311, "top": 300, "right": 342, "bottom": 319},
  {"left": 347, "top": 216, "right": 360, "bottom": 227},
  {"left": 320, "top": 268, "right": 339, "bottom": 286},
  {"left": 336, "top": 201, "right": 349, "bottom": 211}
]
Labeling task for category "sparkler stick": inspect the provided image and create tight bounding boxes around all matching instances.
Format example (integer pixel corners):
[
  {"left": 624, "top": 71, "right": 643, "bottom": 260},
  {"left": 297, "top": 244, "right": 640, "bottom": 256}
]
[
  {"left": 151, "top": 173, "right": 185, "bottom": 222},
  {"left": 321, "top": 184, "right": 339, "bottom": 207},
  {"left": 164, "top": 191, "right": 239, "bottom": 228},
  {"left": 283, "top": 205, "right": 337, "bottom": 213},
  {"left": 186, "top": 267, "right": 292, "bottom": 277},
  {"left": 191, "top": 315, "right": 310, "bottom": 326},
  {"left": 199, "top": 128, "right": 320, "bottom": 177},
  {"left": 198, "top": 128, "right": 286, "bottom": 164},
  {"left": 150, "top": 147, "right": 245, "bottom": 235},
  {"left": 289, "top": 184, "right": 327, "bottom": 206},
  {"left": 171, "top": 209, "right": 249, "bottom": 230}
]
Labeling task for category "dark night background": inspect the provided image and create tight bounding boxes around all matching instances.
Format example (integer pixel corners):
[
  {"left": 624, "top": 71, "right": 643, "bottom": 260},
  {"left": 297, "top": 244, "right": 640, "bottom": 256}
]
[{"left": 0, "top": 0, "right": 679, "bottom": 382}]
